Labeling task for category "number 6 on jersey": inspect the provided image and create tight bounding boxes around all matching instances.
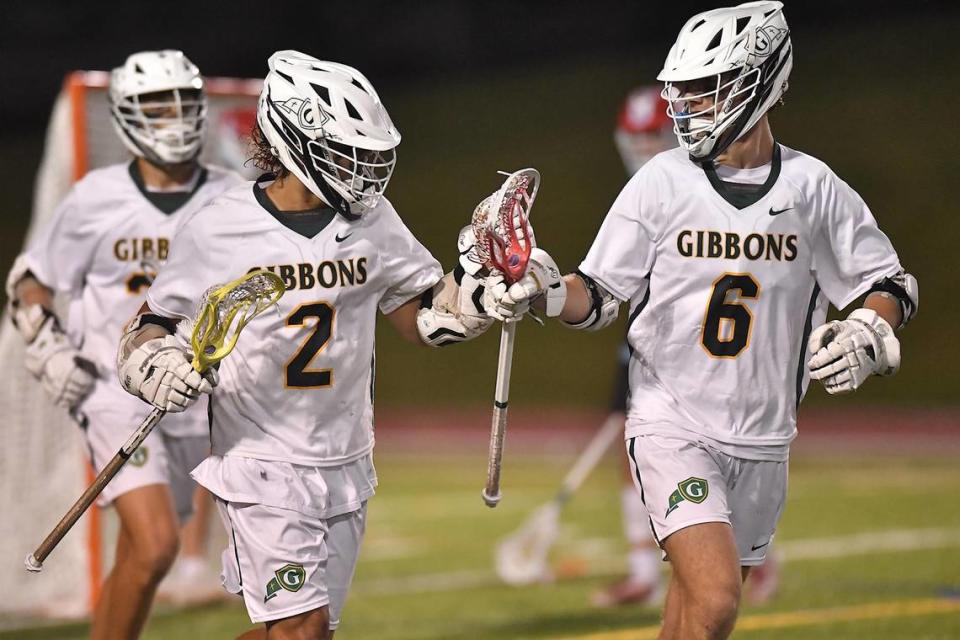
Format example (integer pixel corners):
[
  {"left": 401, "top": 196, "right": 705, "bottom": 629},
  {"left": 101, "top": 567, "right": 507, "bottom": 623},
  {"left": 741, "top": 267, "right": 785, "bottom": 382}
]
[{"left": 701, "top": 273, "right": 760, "bottom": 358}]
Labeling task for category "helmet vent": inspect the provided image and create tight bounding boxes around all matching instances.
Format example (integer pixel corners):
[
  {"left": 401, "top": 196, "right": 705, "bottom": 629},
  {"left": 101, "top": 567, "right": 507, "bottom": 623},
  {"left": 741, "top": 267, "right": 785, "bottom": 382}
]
[
  {"left": 344, "top": 100, "right": 361, "bottom": 120},
  {"left": 736, "top": 17, "right": 749, "bottom": 33},
  {"left": 707, "top": 31, "right": 723, "bottom": 51},
  {"left": 276, "top": 70, "right": 295, "bottom": 85},
  {"left": 134, "top": 63, "right": 144, "bottom": 74},
  {"left": 764, "top": 9, "right": 776, "bottom": 17},
  {"left": 350, "top": 77, "right": 368, "bottom": 94},
  {"left": 311, "top": 83, "right": 331, "bottom": 106}
]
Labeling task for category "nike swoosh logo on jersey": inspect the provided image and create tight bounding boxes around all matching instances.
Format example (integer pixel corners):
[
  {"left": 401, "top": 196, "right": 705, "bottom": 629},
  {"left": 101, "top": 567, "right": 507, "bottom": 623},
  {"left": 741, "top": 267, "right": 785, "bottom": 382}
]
[
  {"left": 751, "top": 541, "right": 770, "bottom": 551},
  {"left": 335, "top": 232, "right": 353, "bottom": 243},
  {"left": 769, "top": 207, "right": 792, "bottom": 216}
]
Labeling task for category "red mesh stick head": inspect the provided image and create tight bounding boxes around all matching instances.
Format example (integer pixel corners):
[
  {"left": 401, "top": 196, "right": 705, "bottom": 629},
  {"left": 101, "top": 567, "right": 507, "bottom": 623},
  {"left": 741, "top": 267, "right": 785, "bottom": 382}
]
[{"left": 472, "top": 169, "right": 540, "bottom": 285}]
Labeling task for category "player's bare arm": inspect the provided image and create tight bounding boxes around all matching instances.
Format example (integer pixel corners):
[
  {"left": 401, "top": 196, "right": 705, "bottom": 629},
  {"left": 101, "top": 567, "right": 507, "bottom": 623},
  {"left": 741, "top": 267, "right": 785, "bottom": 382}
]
[
  {"left": 10, "top": 273, "right": 54, "bottom": 308},
  {"left": 386, "top": 296, "right": 425, "bottom": 345}
]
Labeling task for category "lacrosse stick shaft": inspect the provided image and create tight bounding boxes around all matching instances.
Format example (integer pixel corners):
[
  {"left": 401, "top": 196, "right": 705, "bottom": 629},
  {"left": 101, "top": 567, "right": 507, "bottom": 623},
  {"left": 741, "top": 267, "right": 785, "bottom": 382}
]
[
  {"left": 25, "top": 407, "right": 166, "bottom": 572},
  {"left": 482, "top": 321, "right": 517, "bottom": 507},
  {"left": 555, "top": 412, "right": 624, "bottom": 505}
]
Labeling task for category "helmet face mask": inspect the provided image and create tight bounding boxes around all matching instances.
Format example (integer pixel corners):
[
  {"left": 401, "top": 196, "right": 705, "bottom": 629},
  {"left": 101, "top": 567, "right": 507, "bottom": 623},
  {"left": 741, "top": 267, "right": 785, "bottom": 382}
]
[
  {"left": 311, "top": 139, "right": 397, "bottom": 213},
  {"left": 663, "top": 68, "right": 760, "bottom": 150},
  {"left": 257, "top": 51, "right": 401, "bottom": 218},
  {"left": 657, "top": 1, "right": 792, "bottom": 162},
  {"left": 109, "top": 51, "right": 207, "bottom": 166}
]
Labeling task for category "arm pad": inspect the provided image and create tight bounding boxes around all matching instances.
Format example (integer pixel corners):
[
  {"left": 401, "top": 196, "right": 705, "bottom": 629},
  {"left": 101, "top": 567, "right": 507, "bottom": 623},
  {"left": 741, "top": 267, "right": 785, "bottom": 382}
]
[
  {"left": 562, "top": 271, "right": 620, "bottom": 331},
  {"left": 866, "top": 270, "right": 917, "bottom": 329}
]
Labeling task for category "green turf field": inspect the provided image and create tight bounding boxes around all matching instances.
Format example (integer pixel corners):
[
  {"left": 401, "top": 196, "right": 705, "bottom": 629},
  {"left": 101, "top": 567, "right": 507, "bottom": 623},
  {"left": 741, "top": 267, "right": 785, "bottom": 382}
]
[{"left": 6, "top": 447, "right": 958, "bottom": 640}]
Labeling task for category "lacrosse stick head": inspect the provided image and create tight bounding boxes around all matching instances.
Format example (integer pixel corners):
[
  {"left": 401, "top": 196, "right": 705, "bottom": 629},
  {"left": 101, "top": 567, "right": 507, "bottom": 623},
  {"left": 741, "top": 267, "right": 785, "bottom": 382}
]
[
  {"left": 494, "top": 502, "right": 561, "bottom": 586},
  {"left": 471, "top": 168, "right": 540, "bottom": 285},
  {"left": 190, "top": 270, "right": 286, "bottom": 372}
]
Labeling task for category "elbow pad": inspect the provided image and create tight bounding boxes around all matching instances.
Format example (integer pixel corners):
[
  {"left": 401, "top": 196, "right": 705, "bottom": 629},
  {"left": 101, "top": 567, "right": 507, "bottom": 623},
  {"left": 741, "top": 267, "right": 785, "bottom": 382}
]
[
  {"left": 562, "top": 271, "right": 620, "bottom": 331},
  {"left": 867, "top": 270, "right": 918, "bottom": 329}
]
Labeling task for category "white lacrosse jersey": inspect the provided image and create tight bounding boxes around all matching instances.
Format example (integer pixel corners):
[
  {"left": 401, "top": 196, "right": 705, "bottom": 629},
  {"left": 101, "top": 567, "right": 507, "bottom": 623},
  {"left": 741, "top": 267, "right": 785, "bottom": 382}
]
[
  {"left": 580, "top": 145, "right": 902, "bottom": 461},
  {"left": 22, "top": 162, "right": 243, "bottom": 436},
  {"left": 145, "top": 180, "right": 443, "bottom": 466}
]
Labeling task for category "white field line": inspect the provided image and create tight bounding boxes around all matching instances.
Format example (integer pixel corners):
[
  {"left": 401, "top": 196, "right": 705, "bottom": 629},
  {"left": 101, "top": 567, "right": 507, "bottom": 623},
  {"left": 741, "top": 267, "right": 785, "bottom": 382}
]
[
  {"left": 776, "top": 527, "right": 960, "bottom": 561},
  {"left": 353, "top": 526, "right": 960, "bottom": 596}
]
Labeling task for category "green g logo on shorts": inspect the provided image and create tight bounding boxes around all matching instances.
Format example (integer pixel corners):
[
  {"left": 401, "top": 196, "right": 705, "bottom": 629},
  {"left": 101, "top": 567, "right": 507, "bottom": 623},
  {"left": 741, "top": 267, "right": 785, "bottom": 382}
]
[
  {"left": 128, "top": 447, "right": 148, "bottom": 467},
  {"left": 666, "top": 477, "right": 709, "bottom": 517},
  {"left": 264, "top": 563, "right": 307, "bottom": 602}
]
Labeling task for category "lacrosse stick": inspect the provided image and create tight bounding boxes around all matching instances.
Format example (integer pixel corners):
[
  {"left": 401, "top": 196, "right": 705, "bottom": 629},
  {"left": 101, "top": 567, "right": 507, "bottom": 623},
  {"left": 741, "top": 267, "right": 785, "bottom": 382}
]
[
  {"left": 25, "top": 269, "right": 285, "bottom": 573},
  {"left": 471, "top": 168, "right": 540, "bottom": 508},
  {"left": 495, "top": 412, "right": 623, "bottom": 585}
]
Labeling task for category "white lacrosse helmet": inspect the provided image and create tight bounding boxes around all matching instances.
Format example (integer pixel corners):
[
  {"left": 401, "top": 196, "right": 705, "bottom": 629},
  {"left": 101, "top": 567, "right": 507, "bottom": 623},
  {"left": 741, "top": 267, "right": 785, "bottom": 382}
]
[
  {"left": 657, "top": 1, "right": 792, "bottom": 162},
  {"left": 109, "top": 50, "right": 207, "bottom": 165},
  {"left": 257, "top": 50, "right": 401, "bottom": 218},
  {"left": 614, "top": 86, "right": 676, "bottom": 175}
]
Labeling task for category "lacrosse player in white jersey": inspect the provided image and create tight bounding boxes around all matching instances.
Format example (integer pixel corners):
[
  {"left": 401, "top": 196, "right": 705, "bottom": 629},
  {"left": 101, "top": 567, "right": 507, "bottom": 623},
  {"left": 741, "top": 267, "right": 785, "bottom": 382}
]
[
  {"left": 485, "top": 3, "right": 918, "bottom": 638},
  {"left": 117, "top": 50, "right": 492, "bottom": 639},
  {"left": 596, "top": 86, "right": 780, "bottom": 609},
  {"left": 5, "top": 50, "right": 243, "bottom": 639}
]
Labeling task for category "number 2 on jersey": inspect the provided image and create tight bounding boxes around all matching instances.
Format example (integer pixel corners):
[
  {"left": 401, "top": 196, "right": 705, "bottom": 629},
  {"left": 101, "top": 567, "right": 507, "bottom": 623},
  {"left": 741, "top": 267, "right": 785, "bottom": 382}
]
[
  {"left": 286, "top": 302, "right": 335, "bottom": 388},
  {"left": 701, "top": 273, "right": 760, "bottom": 358}
]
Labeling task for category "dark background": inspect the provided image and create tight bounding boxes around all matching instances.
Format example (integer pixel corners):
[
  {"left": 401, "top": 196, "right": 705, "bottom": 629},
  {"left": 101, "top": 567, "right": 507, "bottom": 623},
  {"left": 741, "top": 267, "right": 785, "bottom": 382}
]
[{"left": 1, "top": 1, "right": 957, "bottom": 408}]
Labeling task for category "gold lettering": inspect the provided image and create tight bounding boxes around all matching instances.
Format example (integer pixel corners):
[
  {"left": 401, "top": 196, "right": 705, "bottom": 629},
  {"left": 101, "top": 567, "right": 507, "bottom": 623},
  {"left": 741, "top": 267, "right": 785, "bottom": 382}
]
[{"left": 114, "top": 239, "right": 129, "bottom": 261}]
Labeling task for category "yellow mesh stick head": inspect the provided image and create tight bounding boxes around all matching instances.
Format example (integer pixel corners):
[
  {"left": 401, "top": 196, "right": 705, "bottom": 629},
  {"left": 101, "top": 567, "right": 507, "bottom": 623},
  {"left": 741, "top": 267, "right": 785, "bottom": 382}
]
[{"left": 190, "top": 270, "right": 286, "bottom": 372}]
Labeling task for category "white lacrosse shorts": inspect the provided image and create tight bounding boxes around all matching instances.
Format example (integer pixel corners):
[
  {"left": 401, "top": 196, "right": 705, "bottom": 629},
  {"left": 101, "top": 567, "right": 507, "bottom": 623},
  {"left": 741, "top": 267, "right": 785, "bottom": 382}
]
[
  {"left": 626, "top": 434, "right": 787, "bottom": 566},
  {"left": 82, "top": 395, "right": 207, "bottom": 523},
  {"left": 216, "top": 499, "right": 367, "bottom": 627}
]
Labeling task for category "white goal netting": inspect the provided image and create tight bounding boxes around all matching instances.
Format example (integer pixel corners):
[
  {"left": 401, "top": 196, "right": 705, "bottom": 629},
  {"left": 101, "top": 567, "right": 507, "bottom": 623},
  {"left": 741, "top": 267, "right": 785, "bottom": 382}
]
[{"left": 0, "top": 71, "right": 260, "bottom": 626}]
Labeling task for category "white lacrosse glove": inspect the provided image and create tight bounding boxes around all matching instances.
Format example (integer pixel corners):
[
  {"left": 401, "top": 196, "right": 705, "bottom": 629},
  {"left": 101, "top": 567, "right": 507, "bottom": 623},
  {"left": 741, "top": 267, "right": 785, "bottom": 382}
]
[
  {"left": 483, "top": 248, "right": 566, "bottom": 322},
  {"left": 456, "top": 225, "right": 494, "bottom": 320},
  {"left": 118, "top": 335, "right": 217, "bottom": 412},
  {"left": 807, "top": 308, "right": 900, "bottom": 395},
  {"left": 14, "top": 305, "right": 97, "bottom": 409},
  {"left": 416, "top": 226, "right": 495, "bottom": 346}
]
